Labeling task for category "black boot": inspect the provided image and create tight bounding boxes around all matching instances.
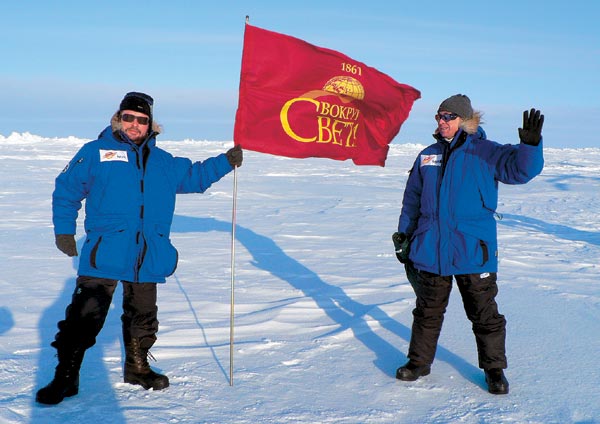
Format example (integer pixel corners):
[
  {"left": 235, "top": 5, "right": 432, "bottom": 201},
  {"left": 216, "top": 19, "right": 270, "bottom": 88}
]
[
  {"left": 484, "top": 368, "right": 509, "bottom": 395},
  {"left": 36, "top": 348, "right": 85, "bottom": 405},
  {"left": 396, "top": 361, "right": 431, "bottom": 381},
  {"left": 124, "top": 338, "right": 169, "bottom": 390}
]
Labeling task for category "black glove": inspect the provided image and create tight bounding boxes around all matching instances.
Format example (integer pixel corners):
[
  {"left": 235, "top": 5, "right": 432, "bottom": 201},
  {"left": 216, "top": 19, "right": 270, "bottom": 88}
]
[
  {"left": 392, "top": 232, "right": 410, "bottom": 264},
  {"left": 518, "top": 108, "right": 544, "bottom": 146},
  {"left": 55, "top": 234, "right": 78, "bottom": 257},
  {"left": 226, "top": 145, "right": 243, "bottom": 167}
]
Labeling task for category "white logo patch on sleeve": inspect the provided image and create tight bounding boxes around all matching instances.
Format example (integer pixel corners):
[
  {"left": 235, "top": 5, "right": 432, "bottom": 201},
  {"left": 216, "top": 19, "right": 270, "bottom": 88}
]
[
  {"left": 420, "top": 154, "right": 442, "bottom": 167},
  {"left": 100, "top": 150, "right": 128, "bottom": 162}
]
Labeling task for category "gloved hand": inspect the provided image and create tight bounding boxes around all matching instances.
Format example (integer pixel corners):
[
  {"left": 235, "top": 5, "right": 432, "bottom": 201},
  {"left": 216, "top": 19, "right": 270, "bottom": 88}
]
[
  {"left": 518, "top": 108, "right": 544, "bottom": 146},
  {"left": 55, "top": 234, "right": 78, "bottom": 257},
  {"left": 226, "top": 145, "right": 243, "bottom": 167},
  {"left": 392, "top": 232, "right": 410, "bottom": 264}
]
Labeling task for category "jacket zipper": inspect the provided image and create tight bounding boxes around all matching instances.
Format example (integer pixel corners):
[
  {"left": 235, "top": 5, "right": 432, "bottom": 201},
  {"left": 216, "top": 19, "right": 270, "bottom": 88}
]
[
  {"left": 436, "top": 141, "right": 449, "bottom": 275},
  {"left": 133, "top": 145, "right": 146, "bottom": 282},
  {"left": 436, "top": 131, "right": 468, "bottom": 275},
  {"left": 117, "top": 131, "right": 155, "bottom": 282}
]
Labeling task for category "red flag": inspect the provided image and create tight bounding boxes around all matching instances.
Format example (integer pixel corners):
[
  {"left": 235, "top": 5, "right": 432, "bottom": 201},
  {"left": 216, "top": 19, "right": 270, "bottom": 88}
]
[{"left": 234, "top": 24, "right": 420, "bottom": 166}]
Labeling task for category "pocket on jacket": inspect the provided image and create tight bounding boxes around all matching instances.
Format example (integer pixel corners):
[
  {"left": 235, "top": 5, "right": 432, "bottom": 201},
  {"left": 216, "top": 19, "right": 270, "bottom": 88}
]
[
  {"left": 452, "top": 220, "right": 495, "bottom": 268},
  {"left": 143, "top": 223, "right": 178, "bottom": 278},
  {"left": 85, "top": 220, "right": 132, "bottom": 275},
  {"left": 409, "top": 221, "right": 437, "bottom": 268}
]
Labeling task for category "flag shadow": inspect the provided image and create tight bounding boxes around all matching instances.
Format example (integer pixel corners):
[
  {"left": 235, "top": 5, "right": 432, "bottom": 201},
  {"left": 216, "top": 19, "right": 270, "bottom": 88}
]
[
  {"left": 171, "top": 272, "right": 230, "bottom": 382},
  {"left": 172, "top": 215, "right": 483, "bottom": 387}
]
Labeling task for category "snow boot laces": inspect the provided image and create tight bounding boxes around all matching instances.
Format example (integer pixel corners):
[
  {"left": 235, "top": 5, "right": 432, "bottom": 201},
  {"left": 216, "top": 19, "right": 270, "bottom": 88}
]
[{"left": 124, "top": 338, "right": 169, "bottom": 390}]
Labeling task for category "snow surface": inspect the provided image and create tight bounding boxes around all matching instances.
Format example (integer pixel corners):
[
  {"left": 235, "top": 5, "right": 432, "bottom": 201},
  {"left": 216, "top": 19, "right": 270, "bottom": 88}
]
[{"left": 0, "top": 132, "right": 599, "bottom": 424}]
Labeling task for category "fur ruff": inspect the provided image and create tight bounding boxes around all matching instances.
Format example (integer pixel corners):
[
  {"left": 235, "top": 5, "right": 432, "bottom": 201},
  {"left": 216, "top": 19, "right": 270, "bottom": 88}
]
[{"left": 460, "top": 110, "right": 482, "bottom": 134}]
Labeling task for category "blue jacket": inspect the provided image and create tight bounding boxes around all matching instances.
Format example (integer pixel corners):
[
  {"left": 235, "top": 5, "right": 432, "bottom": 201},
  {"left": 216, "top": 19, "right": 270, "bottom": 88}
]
[
  {"left": 53, "top": 126, "right": 234, "bottom": 283},
  {"left": 398, "top": 127, "right": 543, "bottom": 276}
]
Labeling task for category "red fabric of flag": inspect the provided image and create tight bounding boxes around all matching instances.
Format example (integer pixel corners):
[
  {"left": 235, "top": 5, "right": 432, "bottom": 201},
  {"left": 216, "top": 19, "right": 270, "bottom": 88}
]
[{"left": 234, "top": 24, "right": 421, "bottom": 166}]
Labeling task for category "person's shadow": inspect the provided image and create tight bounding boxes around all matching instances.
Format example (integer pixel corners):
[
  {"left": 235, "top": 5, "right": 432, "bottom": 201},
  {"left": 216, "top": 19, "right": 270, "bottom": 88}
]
[
  {"left": 32, "top": 214, "right": 486, "bottom": 421},
  {"left": 0, "top": 306, "right": 14, "bottom": 336},
  {"left": 499, "top": 213, "right": 600, "bottom": 246},
  {"left": 172, "top": 215, "right": 483, "bottom": 387},
  {"left": 31, "top": 249, "right": 127, "bottom": 423}
]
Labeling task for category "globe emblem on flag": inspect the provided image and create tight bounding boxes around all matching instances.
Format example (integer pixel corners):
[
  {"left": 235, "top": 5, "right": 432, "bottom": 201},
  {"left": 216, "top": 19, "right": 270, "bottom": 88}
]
[{"left": 323, "top": 76, "right": 365, "bottom": 101}]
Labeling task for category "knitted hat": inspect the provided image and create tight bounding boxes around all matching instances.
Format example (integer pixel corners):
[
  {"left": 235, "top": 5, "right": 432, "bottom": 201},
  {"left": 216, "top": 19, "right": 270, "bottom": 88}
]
[
  {"left": 438, "top": 94, "right": 473, "bottom": 119},
  {"left": 119, "top": 92, "right": 153, "bottom": 119}
]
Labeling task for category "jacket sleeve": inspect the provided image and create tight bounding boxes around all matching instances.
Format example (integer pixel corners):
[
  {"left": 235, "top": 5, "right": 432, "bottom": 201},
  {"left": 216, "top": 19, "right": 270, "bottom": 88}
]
[
  {"left": 174, "top": 153, "right": 233, "bottom": 194},
  {"left": 493, "top": 139, "right": 544, "bottom": 184},
  {"left": 398, "top": 156, "right": 423, "bottom": 236},
  {"left": 52, "top": 146, "right": 92, "bottom": 235}
]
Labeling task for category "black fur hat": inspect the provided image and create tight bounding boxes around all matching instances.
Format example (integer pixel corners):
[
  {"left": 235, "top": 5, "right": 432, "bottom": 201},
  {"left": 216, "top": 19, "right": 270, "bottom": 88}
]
[{"left": 119, "top": 92, "right": 153, "bottom": 119}]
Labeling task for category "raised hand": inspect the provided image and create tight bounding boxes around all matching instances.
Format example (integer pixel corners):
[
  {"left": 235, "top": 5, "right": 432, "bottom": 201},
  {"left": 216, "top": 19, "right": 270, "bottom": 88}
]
[{"left": 518, "top": 108, "right": 544, "bottom": 146}]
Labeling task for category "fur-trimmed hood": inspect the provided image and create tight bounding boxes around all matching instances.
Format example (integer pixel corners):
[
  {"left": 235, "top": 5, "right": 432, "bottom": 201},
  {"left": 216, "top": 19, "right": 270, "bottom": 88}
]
[
  {"left": 110, "top": 111, "right": 162, "bottom": 136},
  {"left": 460, "top": 110, "right": 482, "bottom": 134}
]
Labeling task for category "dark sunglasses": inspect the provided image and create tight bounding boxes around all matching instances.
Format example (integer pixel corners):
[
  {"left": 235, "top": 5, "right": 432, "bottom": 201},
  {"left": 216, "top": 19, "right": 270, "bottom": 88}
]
[
  {"left": 436, "top": 113, "right": 459, "bottom": 122},
  {"left": 121, "top": 113, "right": 149, "bottom": 125}
]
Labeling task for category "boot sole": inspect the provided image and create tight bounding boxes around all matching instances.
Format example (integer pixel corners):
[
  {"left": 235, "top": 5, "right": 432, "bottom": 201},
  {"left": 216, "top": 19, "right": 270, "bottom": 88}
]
[
  {"left": 36, "top": 386, "right": 78, "bottom": 405},
  {"left": 396, "top": 366, "right": 431, "bottom": 381},
  {"left": 487, "top": 385, "right": 509, "bottom": 395},
  {"left": 124, "top": 375, "right": 169, "bottom": 391}
]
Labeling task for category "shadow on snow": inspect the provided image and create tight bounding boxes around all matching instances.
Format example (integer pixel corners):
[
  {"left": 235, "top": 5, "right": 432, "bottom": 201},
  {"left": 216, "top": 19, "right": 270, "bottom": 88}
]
[
  {"left": 171, "top": 215, "right": 483, "bottom": 388},
  {"left": 499, "top": 213, "right": 600, "bottom": 246},
  {"left": 29, "top": 211, "right": 543, "bottom": 420},
  {"left": 32, "top": 253, "right": 127, "bottom": 424}
]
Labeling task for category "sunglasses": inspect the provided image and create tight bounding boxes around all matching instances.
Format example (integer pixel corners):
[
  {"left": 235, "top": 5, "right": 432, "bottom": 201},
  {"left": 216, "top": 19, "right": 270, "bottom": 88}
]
[
  {"left": 121, "top": 113, "right": 149, "bottom": 125},
  {"left": 436, "top": 113, "right": 459, "bottom": 122}
]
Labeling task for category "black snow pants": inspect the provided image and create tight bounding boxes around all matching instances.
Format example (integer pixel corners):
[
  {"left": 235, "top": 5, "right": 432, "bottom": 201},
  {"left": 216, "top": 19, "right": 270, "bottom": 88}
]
[
  {"left": 52, "top": 276, "right": 159, "bottom": 352},
  {"left": 405, "top": 264, "right": 507, "bottom": 370}
]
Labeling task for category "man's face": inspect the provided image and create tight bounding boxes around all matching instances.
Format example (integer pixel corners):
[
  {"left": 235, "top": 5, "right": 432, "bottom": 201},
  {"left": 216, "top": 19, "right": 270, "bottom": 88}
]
[
  {"left": 435, "top": 110, "right": 462, "bottom": 139},
  {"left": 120, "top": 110, "right": 150, "bottom": 144}
]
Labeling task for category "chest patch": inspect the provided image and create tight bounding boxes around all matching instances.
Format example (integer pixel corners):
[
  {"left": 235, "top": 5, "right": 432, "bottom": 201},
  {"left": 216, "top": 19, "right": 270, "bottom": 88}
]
[
  {"left": 420, "top": 154, "right": 442, "bottom": 167},
  {"left": 100, "top": 149, "right": 128, "bottom": 162}
]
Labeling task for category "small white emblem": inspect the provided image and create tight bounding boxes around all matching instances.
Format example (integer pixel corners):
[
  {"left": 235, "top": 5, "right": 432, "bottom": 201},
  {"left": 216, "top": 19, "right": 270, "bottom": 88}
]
[
  {"left": 100, "top": 150, "right": 128, "bottom": 162},
  {"left": 420, "top": 154, "right": 442, "bottom": 167}
]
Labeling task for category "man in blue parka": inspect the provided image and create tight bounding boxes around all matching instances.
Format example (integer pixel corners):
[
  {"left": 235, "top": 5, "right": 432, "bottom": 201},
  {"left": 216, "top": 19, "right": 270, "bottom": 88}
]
[
  {"left": 392, "top": 94, "right": 544, "bottom": 395},
  {"left": 37, "top": 92, "right": 243, "bottom": 405}
]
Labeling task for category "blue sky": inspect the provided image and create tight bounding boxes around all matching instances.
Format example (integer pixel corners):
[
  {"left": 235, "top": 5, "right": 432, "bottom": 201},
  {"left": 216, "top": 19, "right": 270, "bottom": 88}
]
[{"left": 2, "top": 0, "right": 598, "bottom": 147}]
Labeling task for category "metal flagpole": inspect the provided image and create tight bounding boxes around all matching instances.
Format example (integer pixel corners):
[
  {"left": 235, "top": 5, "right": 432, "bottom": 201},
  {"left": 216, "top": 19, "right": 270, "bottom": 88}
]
[
  {"left": 229, "top": 14, "right": 250, "bottom": 387},
  {"left": 229, "top": 165, "right": 238, "bottom": 386},
  {"left": 229, "top": 15, "right": 249, "bottom": 387}
]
